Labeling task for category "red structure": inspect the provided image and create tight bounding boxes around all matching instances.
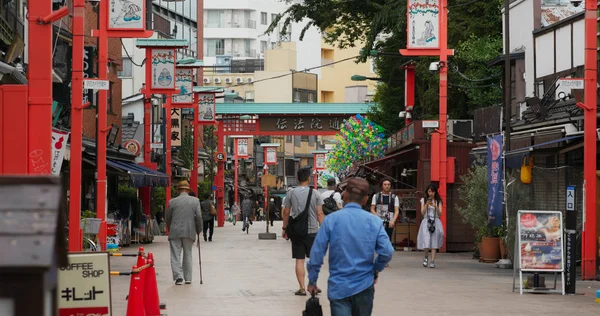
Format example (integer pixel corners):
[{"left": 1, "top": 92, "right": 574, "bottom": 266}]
[{"left": 402, "top": 61, "right": 416, "bottom": 126}]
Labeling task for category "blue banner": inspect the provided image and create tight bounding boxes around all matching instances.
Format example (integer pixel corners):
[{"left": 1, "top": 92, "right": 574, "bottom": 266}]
[{"left": 487, "top": 135, "right": 503, "bottom": 227}]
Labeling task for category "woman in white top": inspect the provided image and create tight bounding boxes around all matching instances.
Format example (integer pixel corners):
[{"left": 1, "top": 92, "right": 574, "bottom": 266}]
[{"left": 417, "top": 183, "right": 445, "bottom": 268}]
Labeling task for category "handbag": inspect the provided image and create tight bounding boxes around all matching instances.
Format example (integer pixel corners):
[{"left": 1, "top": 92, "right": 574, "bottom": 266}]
[
  {"left": 209, "top": 204, "right": 217, "bottom": 216},
  {"left": 286, "top": 188, "right": 313, "bottom": 239},
  {"left": 302, "top": 293, "right": 323, "bottom": 316}
]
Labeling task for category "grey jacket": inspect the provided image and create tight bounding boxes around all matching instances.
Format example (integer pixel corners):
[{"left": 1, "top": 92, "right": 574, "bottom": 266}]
[{"left": 166, "top": 192, "right": 203, "bottom": 241}]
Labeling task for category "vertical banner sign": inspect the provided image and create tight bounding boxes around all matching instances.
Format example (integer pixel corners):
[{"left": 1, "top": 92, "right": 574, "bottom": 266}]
[
  {"left": 265, "top": 147, "right": 277, "bottom": 164},
  {"left": 197, "top": 93, "right": 216, "bottom": 123},
  {"left": 83, "top": 46, "right": 97, "bottom": 106},
  {"left": 150, "top": 49, "right": 176, "bottom": 90},
  {"left": 173, "top": 69, "right": 193, "bottom": 104},
  {"left": 565, "top": 186, "right": 577, "bottom": 294},
  {"left": 52, "top": 129, "right": 70, "bottom": 175},
  {"left": 236, "top": 139, "right": 249, "bottom": 158},
  {"left": 108, "top": 0, "right": 144, "bottom": 30},
  {"left": 518, "top": 210, "right": 564, "bottom": 271},
  {"left": 407, "top": 0, "right": 440, "bottom": 49},
  {"left": 487, "top": 135, "right": 503, "bottom": 226},
  {"left": 315, "top": 153, "right": 326, "bottom": 170},
  {"left": 57, "top": 253, "right": 112, "bottom": 316},
  {"left": 171, "top": 108, "right": 181, "bottom": 147}
]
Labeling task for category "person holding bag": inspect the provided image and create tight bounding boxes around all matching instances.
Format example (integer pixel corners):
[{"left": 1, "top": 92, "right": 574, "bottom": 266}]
[
  {"left": 417, "top": 183, "right": 445, "bottom": 268},
  {"left": 282, "top": 166, "right": 325, "bottom": 296}
]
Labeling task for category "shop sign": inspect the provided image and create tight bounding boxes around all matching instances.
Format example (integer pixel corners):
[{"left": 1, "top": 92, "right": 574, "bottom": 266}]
[
  {"left": 315, "top": 153, "right": 326, "bottom": 170},
  {"left": 197, "top": 93, "right": 216, "bottom": 123},
  {"left": 150, "top": 49, "right": 176, "bottom": 90},
  {"left": 173, "top": 69, "right": 193, "bottom": 104},
  {"left": 124, "top": 139, "right": 141, "bottom": 156},
  {"left": 171, "top": 108, "right": 181, "bottom": 147},
  {"left": 407, "top": 0, "right": 440, "bottom": 49},
  {"left": 265, "top": 147, "right": 277, "bottom": 165},
  {"left": 236, "top": 138, "right": 249, "bottom": 158},
  {"left": 518, "top": 210, "right": 563, "bottom": 272},
  {"left": 52, "top": 129, "right": 70, "bottom": 175},
  {"left": 259, "top": 116, "right": 346, "bottom": 132},
  {"left": 108, "top": 0, "right": 145, "bottom": 31}
]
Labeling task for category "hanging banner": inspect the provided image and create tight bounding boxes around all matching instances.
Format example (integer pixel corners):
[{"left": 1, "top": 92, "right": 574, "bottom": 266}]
[
  {"left": 57, "top": 252, "right": 112, "bottom": 316},
  {"left": 407, "top": 0, "right": 440, "bottom": 49},
  {"left": 518, "top": 210, "right": 563, "bottom": 271},
  {"left": 52, "top": 129, "right": 70, "bottom": 175},
  {"left": 173, "top": 69, "right": 194, "bottom": 104},
  {"left": 197, "top": 93, "right": 216, "bottom": 123},
  {"left": 236, "top": 138, "right": 249, "bottom": 158},
  {"left": 171, "top": 108, "right": 181, "bottom": 147},
  {"left": 265, "top": 147, "right": 277, "bottom": 165},
  {"left": 150, "top": 49, "right": 176, "bottom": 90},
  {"left": 487, "top": 134, "right": 503, "bottom": 226},
  {"left": 315, "top": 153, "right": 326, "bottom": 170},
  {"left": 108, "top": 0, "right": 145, "bottom": 31}
]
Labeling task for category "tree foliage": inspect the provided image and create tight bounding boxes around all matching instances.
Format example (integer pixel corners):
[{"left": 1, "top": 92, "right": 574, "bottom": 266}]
[{"left": 179, "top": 132, "right": 194, "bottom": 170}]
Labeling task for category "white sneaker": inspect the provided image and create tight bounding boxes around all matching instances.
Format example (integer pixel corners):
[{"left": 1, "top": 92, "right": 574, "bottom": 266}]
[
  {"left": 429, "top": 262, "right": 436, "bottom": 268},
  {"left": 422, "top": 257, "right": 428, "bottom": 267}
]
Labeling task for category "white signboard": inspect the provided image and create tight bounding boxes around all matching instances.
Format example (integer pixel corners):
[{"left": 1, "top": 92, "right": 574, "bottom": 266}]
[
  {"left": 422, "top": 120, "right": 439, "bottom": 128},
  {"left": 52, "top": 129, "right": 70, "bottom": 175},
  {"left": 236, "top": 138, "right": 249, "bottom": 158},
  {"left": 266, "top": 147, "right": 277, "bottom": 165},
  {"left": 171, "top": 108, "right": 181, "bottom": 147},
  {"left": 556, "top": 78, "right": 584, "bottom": 100},
  {"left": 315, "top": 153, "right": 326, "bottom": 170},
  {"left": 566, "top": 186, "right": 575, "bottom": 211},
  {"left": 173, "top": 69, "right": 194, "bottom": 104},
  {"left": 150, "top": 49, "right": 176, "bottom": 90},
  {"left": 57, "top": 253, "right": 111, "bottom": 316},
  {"left": 197, "top": 93, "right": 216, "bottom": 123},
  {"left": 407, "top": 0, "right": 440, "bottom": 49},
  {"left": 84, "top": 79, "right": 109, "bottom": 90},
  {"left": 108, "top": 0, "right": 144, "bottom": 31}
]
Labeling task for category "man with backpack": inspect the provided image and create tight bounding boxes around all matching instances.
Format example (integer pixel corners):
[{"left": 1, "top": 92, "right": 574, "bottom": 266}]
[
  {"left": 282, "top": 166, "right": 325, "bottom": 296},
  {"left": 370, "top": 179, "right": 400, "bottom": 242},
  {"left": 321, "top": 178, "right": 343, "bottom": 215}
]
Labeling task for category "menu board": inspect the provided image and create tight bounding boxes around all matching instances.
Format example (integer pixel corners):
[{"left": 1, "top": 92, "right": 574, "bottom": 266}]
[{"left": 517, "top": 210, "right": 563, "bottom": 272}]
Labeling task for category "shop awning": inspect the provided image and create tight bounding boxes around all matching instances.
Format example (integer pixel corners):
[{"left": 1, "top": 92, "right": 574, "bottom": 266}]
[
  {"left": 364, "top": 147, "right": 419, "bottom": 166},
  {"left": 106, "top": 159, "right": 169, "bottom": 187},
  {"left": 505, "top": 135, "right": 583, "bottom": 156}
]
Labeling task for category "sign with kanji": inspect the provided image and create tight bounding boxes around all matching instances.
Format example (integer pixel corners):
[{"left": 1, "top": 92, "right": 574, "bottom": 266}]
[
  {"left": 259, "top": 116, "right": 346, "bottom": 132},
  {"left": 236, "top": 138, "right": 249, "bottom": 158},
  {"left": 150, "top": 49, "right": 176, "bottom": 90},
  {"left": 517, "top": 210, "right": 563, "bottom": 272},
  {"left": 315, "top": 153, "right": 326, "bottom": 170},
  {"left": 214, "top": 151, "right": 226, "bottom": 162},
  {"left": 173, "top": 69, "right": 193, "bottom": 104},
  {"left": 171, "top": 108, "right": 181, "bottom": 147},
  {"left": 265, "top": 147, "right": 277, "bottom": 165},
  {"left": 108, "top": 0, "right": 145, "bottom": 31},
  {"left": 52, "top": 129, "right": 70, "bottom": 175},
  {"left": 407, "top": 0, "right": 440, "bottom": 49},
  {"left": 57, "top": 252, "right": 111, "bottom": 316},
  {"left": 198, "top": 93, "right": 216, "bottom": 123}
]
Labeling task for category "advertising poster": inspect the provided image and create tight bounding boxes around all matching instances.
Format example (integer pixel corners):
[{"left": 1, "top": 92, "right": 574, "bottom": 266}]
[
  {"left": 150, "top": 49, "right": 175, "bottom": 90},
  {"left": 518, "top": 210, "right": 563, "bottom": 271},
  {"left": 173, "top": 69, "right": 194, "bottom": 104},
  {"left": 407, "top": 0, "right": 440, "bottom": 49},
  {"left": 487, "top": 135, "right": 503, "bottom": 226},
  {"left": 266, "top": 147, "right": 277, "bottom": 164},
  {"left": 315, "top": 153, "right": 326, "bottom": 170},
  {"left": 57, "top": 253, "right": 111, "bottom": 316},
  {"left": 52, "top": 129, "right": 70, "bottom": 175},
  {"left": 108, "top": 0, "right": 144, "bottom": 30},
  {"left": 236, "top": 138, "right": 249, "bottom": 158},
  {"left": 197, "top": 93, "right": 216, "bottom": 123}
]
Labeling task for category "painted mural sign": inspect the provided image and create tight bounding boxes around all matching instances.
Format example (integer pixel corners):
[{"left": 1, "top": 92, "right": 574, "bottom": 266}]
[
  {"left": 108, "top": 0, "right": 144, "bottom": 30},
  {"left": 236, "top": 139, "right": 249, "bottom": 158},
  {"left": 197, "top": 93, "right": 216, "bottom": 123},
  {"left": 266, "top": 147, "right": 277, "bottom": 165},
  {"left": 173, "top": 69, "right": 194, "bottom": 104},
  {"left": 315, "top": 153, "right": 326, "bottom": 170},
  {"left": 407, "top": 0, "right": 440, "bottom": 49},
  {"left": 150, "top": 49, "right": 175, "bottom": 90}
]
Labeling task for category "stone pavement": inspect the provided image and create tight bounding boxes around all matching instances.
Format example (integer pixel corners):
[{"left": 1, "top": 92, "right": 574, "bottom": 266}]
[{"left": 109, "top": 221, "right": 599, "bottom": 316}]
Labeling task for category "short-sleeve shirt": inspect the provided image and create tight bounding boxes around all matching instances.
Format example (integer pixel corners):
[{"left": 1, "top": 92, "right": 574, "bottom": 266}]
[
  {"left": 284, "top": 186, "right": 323, "bottom": 234},
  {"left": 371, "top": 193, "right": 400, "bottom": 222},
  {"left": 321, "top": 190, "right": 343, "bottom": 208}
]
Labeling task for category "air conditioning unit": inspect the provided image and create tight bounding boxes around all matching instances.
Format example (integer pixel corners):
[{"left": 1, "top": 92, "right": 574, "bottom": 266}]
[
  {"left": 214, "top": 77, "right": 221, "bottom": 84},
  {"left": 203, "top": 77, "right": 211, "bottom": 84},
  {"left": 246, "top": 77, "right": 254, "bottom": 83},
  {"left": 258, "top": 53, "right": 264, "bottom": 59},
  {"left": 447, "top": 120, "right": 473, "bottom": 142},
  {"left": 236, "top": 77, "right": 243, "bottom": 84},
  {"left": 225, "top": 77, "right": 232, "bottom": 84}
]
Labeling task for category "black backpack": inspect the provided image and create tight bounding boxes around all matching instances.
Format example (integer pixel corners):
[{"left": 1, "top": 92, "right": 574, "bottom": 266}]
[
  {"left": 303, "top": 293, "right": 323, "bottom": 316},
  {"left": 322, "top": 192, "right": 338, "bottom": 215},
  {"left": 285, "top": 188, "right": 313, "bottom": 239}
]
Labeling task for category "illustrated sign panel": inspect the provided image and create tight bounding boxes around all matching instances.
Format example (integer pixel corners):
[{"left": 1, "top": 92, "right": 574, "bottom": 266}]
[
  {"left": 259, "top": 116, "right": 347, "bottom": 132},
  {"left": 52, "top": 129, "right": 70, "bottom": 175},
  {"left": 173, "top": 69, "right": 194, "bottom": 104},
  {"left": 171, "top": 108, "right": 181, "bottom": 147},
  {"left": 109, "top": 0, "right": 144, "bottom": 30},
  {"left": 265, "top": 147, "right": 277, "bottom": 165},
  {"left": 236, "top": 138, "right": 249, "bottom": 158},
  {"left": 315, "top": 153, "right": 326, "bottom": 170},
  {"left": 407, "top": 0, "right": 440, "bottom": 49},
  {"left": 150, "top": 49, "right": 176, "bottom": 90},
  {"left": 57, "top": 253, "right": 111, "bottom": 316},
  {"left": 518, "top": 210, "right": 563, "bottom": 272},
  {"left": 198, "top": 93, "right": 216, "bottom": 123}
]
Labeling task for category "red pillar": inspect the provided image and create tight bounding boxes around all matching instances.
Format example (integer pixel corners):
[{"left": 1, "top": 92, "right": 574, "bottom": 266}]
[
  {"left": 234, "top": 141, "right": 239, "bottom": 207},
  {"left": 264, "top": 165, "right": 269, "bottom": 232},
  {"left": 68, "top": 0, "right": 85, "bottom": 251},
  {"left": 437, "top": 0, "right": 449, "bottom": 252},
  {"left": 404, "top": 65, "right": 415, "bottom": 126},
  {"left": 165, "top": 96, "right": 173, "bottom": 209},
  {"left": 191, "top": 122, "right": 199, "bottom": 194},
  {"left": 580, "top": 0, "right": 598, "bottom": 280},
  {"left": 216, "top": 122, "right": 225, "bottom": 227},
  {"left": 142, "top": 50, "right": 153, "bottom": 218}
]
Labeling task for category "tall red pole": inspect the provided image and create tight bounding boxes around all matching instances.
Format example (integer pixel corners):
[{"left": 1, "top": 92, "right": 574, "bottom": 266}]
[
  {"left": 165, "top": 96, "right": 173, "bottom": 209},
  {"left": 580, "top": 0, "right": 598, "bottom": 280},
  {"left": 68, "top": 0, "right": 85, "bottom": 252},
  {"left": 313, "top": 171, "right": 318, "bottom": 189},
  {"left": 234, "top": 140, "right": 239, "bottom": 207},
  {"left": 191, "top": 94, "right": 199, "bottom": 194},
  {"left": 216, "top": 121, "right": 225, "bottom": 227},
  {"left": 405, "top": 65, "right": 415, "bottom": 126},
  {"left": 438, "top": 0, "right": 449, "bottom": 252}
]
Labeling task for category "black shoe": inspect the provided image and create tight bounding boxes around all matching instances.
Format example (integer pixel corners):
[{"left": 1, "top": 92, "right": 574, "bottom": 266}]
[
  {"left": 208, "top": 238, "right": 212, "bottom": 242},
  {"left": 203, "top": 235, "right": 207, "bottom": 242},
  {"left": 250, "top": 221, "right": 253, "bottom": 225},
  {"left": 175, "top": 278, "right": 183, "bottom": 285},
  {"left": 242, "top": 228, "right": 245, "bottom": 232}
]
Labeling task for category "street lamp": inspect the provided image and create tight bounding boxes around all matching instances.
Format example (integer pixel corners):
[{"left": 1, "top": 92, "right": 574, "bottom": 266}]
[{"left": 351, "top": 75, "right": 384, "bottom": 81}]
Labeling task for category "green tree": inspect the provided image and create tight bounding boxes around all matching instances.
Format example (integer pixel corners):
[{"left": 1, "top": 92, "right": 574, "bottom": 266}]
[{"left": 179, "top": 132, "right": 194, "bottom": 170}]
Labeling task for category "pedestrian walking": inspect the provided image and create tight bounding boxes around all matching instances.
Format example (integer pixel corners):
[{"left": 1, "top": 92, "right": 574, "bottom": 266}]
[
  {"left": 282, "top": 166, "right": 325, "bottom": 296},
  {"left": 417, "top": 183, "right": 445, "bottom": 268},
  {"left": 268, "top": 198, "right": 278, "bottom": 226},
  {"left": 201, "top": 194, "right": 216, "bottom": 242},
  {"left": 241, "top": 196, "right": 254, "bottom": 232},
  {"left": 156, "top": 206, "right": 166, "bottom": 235},
  {"left": 307, "top": 177, "right": 394, "bottom": 316},
  {"left": 370, "top": 179, "right": 400, "bottom": 242},
  {"left": 321, "top": 178, "right": 343, "bottom": 215},
  {"left": 166, "top": 180, "right": 203, "bottom": 285}
]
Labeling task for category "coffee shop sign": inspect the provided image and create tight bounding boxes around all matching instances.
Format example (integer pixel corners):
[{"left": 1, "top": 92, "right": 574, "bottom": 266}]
[{"left": 275, "top": 117, "right": 341, "bottom": 131}]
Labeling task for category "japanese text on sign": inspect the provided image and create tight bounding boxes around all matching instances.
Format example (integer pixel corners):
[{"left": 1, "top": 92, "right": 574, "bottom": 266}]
[
  {"left": 261, "top": 116, "right": 345, "bottom": 132},
  {"left": 171, "top": 108, "right": 181, "bottom": 147}
]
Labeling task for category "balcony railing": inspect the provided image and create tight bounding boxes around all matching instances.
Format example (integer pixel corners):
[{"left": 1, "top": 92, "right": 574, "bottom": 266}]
[{"left": 205, "top": 20, "right": 257, "bottom": 29}]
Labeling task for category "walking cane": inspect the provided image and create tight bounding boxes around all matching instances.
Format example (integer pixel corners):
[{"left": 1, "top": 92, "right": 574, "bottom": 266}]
[{"left": 197, "top": 233, "right": 203, "bottom": 284}]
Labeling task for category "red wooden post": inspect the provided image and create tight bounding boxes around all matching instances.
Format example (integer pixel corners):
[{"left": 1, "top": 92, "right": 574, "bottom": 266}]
[
  {"left": 404, "top": 64, "right": 415, "bottom": 126},
  {"left": 216, "top": 122, "right": 225, "bottom": 227},
  {"left": 234, "top": 139, "right": 239, "bottom": 207},
  {"left": 165, "top": 96, "right": 173, "bottom": 210}
]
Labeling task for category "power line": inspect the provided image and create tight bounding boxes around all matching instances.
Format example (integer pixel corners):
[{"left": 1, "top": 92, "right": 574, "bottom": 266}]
[{"left": 120, "top": 39, "right": 146, "bottom": 67}]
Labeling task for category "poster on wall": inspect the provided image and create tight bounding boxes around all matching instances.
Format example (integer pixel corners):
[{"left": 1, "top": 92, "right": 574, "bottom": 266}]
[
  {"left": 173, "top": 69, "right": 194, "bottom": 104},
  {"left": 197, "top": 93, "right": 216, "bottom": 123},
  {"left": 171, "top": 108, "right": 181, "bottom": 147},
  {"left": 236, "top": 138, "right": 249, "bottom": 158},
  {"left": 150, "top": 49, "right": 176, "bottom": 90},
  {"left": 266, "top": 147, "right": 277, "bottom": 164},
  {"left": 52, "top": 129, "right": 70, "bottom": 175},
  {"left": 315, "top": 153, "right": 326, "bottom": 170},
  {"left": 407, "top": 0, "right": 440, "bottom": 49},
  {"left": 108, "top": 0, "right": 145, "bottom": 31},
  {"left": 518, "top": 210, "right": 563, "bottom": 272}
]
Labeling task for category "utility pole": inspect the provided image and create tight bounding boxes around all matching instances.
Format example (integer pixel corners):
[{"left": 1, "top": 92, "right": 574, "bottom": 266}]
[{"left": 504, "top": 0, "right": 511, "bottom": 152}]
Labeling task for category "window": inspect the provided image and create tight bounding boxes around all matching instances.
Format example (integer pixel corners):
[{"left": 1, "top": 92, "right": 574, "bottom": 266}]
[
  {"left": 260, "top": 41, "right": 267, "bottom": 54},
  {"left": 207, "top": 10, "right": 224, "bottom": 28},
  {"left": 245, "top": 91, "right": 255, "bottom": 102},
  {"left": 261, "top": 12, "right": 267, "bottom": 25},
  {"left": 271, "top": 13, "right": 277, "bottom": 23},
  {"left": 286, "top": 135, "right": 292, "bottom": 143},
  {"left": 207, "top": 39, "right": 225, "bottom": 56},
  {"left": 119, "top": 57, "right": 132, "bottom": 77},
  {"left": 301, "top": 136, "right": 309, "bottom": 142}
]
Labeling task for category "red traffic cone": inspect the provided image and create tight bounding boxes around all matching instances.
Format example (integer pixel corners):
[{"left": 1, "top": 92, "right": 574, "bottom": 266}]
[
  {"left": 136, "top": 247, "right": 146, "bottom": 267},
  {"left": 143, "top": 253, "right": 161, "bottom": 316},
  {"left": 126, "top": 265, "right": 146, "bottom": 316}
]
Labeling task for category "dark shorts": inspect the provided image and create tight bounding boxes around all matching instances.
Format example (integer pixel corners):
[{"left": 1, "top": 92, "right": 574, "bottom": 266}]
[{"left": 291, "top": 233, "right": 317, "bottom": 259}]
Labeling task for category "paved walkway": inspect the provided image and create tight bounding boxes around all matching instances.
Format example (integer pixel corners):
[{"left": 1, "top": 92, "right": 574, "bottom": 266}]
[{"left": 109, "top": 221, "right": 599, "bottom": 315}]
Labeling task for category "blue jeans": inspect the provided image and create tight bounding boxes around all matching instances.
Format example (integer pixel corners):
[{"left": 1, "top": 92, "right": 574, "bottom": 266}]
[{"left": 330, "top": 285, "right": 374, "bottom": 316}]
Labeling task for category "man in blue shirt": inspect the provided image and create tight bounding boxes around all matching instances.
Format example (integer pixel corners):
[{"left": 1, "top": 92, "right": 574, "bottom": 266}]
[{"left": 307, "top": 177, "right": 394, "bottom": 316}]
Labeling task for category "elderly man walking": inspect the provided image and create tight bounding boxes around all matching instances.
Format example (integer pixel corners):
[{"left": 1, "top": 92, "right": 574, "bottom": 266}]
[{"left": 166, "top": 180, "right": 203, "bottom": 285}]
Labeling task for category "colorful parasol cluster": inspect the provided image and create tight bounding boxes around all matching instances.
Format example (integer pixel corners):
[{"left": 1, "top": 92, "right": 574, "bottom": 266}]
[{"left": 326, "top": 114, "right": 387, "bottom": 174}]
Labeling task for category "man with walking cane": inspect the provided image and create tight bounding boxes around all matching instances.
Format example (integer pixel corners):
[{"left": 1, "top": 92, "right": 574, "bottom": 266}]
[{"left": 197, "top": 233, "right": 204, "bottom": 284}]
